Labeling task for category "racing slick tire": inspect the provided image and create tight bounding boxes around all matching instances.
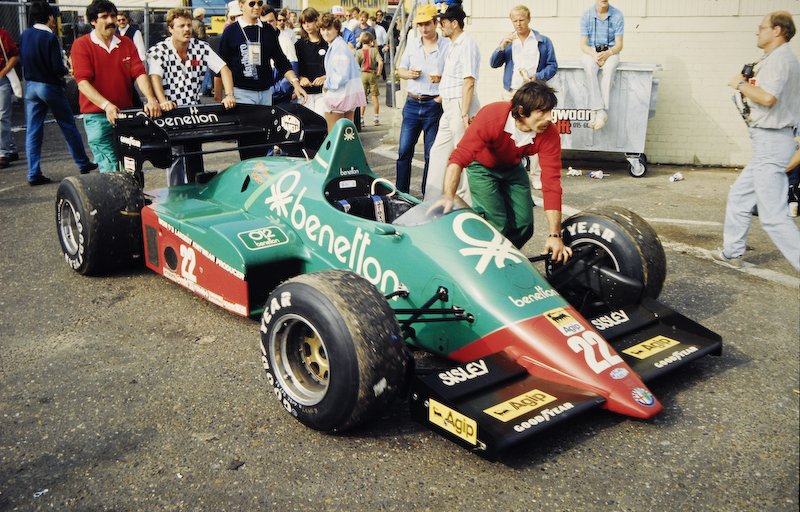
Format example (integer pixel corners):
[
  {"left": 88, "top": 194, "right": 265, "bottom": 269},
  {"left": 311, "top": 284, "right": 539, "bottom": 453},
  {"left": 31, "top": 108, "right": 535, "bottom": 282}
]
[
  {"left": 55, "top": 173, "right": 145, "bottom": 276},
  {"left": 260, "top": 270, "right": 408, "bottom": 432},
  {"left": 548, "top": 206, "right": 666, "bottom": 304}
]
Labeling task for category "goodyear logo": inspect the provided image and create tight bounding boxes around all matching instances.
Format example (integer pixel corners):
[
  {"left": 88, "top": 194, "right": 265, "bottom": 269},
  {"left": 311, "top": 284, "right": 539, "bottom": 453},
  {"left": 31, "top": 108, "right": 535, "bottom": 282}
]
[
  {"left": 544, "top": 308, "right": 584, "bottom": 336},
  {"left": 483, "top": 389, "right": 558, "bottom": 422},
  {"left": 429, "top": 399, "right": 477, "bottom": 445},
  {"left": 238, "top": 226, "right": 289, "bottom": 251},
  {"left": 622, "top": 335, "right": 680, "bottom": 360}
]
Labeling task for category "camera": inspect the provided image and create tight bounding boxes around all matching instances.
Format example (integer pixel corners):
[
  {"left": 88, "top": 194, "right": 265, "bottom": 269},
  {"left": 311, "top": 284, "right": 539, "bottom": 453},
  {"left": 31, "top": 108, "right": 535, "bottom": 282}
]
[
  {"left": 741, "top": 63, "right": 755, "bottom": 79},
  {"left": 595, "top": 45, "right": 609, "bottom": 52}
]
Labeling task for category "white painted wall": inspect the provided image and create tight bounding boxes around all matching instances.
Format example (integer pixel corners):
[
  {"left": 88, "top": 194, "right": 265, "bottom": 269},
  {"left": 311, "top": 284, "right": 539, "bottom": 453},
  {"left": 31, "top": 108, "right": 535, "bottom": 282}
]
[{"left": 451, "top": 0, "right": 800, "bottom": 166}]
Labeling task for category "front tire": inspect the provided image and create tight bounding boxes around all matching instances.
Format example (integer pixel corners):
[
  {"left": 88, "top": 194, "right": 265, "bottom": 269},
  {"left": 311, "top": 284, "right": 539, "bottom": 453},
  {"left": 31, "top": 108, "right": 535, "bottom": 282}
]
[
  {"left": 548, "top": 206, "right": 666, "bottom": 307},
  {"left": 260, "top": 270, "right": 408, "bottom": 432},
  {"left": 55, "top": 173, "right": 144, "bottom": 275}
]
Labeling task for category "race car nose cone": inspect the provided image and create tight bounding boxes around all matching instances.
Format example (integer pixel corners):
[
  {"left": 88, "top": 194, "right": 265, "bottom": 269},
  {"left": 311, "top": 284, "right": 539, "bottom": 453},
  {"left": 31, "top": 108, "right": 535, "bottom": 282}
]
[{"left": 606, "top": 384, "right": 663, "bottom": 419}]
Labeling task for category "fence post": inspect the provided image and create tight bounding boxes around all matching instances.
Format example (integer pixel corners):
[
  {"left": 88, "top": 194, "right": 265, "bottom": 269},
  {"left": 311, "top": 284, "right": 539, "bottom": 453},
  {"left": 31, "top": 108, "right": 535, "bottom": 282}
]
[
  {"left": 143, "top": 4, "right": 150, "bottom": 50},
  {"left": 17, "top": 0, "right": 27, "bottom": 32}
]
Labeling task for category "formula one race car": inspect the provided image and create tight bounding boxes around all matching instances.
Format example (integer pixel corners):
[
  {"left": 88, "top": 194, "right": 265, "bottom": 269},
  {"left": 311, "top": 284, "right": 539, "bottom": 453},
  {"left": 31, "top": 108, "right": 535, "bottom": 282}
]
[{"left": 55, "top": 104, "right": 722, "bottom": 457}]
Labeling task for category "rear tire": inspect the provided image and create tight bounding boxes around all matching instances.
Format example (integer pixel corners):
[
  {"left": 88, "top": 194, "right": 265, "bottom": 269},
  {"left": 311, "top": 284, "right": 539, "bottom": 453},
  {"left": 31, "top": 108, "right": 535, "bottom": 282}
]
[
  {"left": 548, "top": 206, "right": 666, "bottom": 305},
  {"left": 55, "top": 173, "right": 144, "bottom": 275},
  {"left": 260, "top": 270, "right": 408, "bottom": 432}
]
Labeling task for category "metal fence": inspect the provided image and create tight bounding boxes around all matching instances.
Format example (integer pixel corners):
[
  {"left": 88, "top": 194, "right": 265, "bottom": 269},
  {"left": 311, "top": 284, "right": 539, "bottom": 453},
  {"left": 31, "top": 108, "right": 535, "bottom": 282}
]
[{"left": 0, "top": 1, "right": 176, "bottom": 56}]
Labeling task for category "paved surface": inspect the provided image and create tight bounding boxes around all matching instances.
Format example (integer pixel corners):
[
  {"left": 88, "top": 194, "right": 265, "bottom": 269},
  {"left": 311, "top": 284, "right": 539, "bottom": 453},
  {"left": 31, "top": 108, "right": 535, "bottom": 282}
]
[{"left": 0, "top": 101, "right": 798, "bottom": 511}]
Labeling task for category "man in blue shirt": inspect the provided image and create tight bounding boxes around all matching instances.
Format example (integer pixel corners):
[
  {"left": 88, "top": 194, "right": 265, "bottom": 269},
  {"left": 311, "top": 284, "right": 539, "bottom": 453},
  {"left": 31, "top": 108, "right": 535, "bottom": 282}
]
[
  {"left": 20, "top": 1, "right": 96, "bottom": 185},
  {"left": 395, "top": 4, "right": 449, "bottom": 194},
  {"left": 490, "top": 4, "right": 557, "bottom": 190},
  {"left": 579, "top": 0, "right": 624, "bottom": 130}
]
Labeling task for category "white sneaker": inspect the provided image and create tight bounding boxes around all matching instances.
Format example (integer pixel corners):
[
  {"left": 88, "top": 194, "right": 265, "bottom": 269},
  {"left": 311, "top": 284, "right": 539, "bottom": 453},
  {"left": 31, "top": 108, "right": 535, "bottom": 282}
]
[{"left": 593, "top": 110, "right": 608, "bottom": 130}]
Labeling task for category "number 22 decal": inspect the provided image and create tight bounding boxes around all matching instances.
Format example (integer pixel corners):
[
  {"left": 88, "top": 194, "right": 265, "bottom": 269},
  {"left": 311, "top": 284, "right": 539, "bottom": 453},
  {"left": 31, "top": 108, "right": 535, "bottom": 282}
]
[
  {"left": 567, "top": 331, "right": 623, "bottom": 374},
  {"left": 180, "top": 245, "right": 197, "bottom": 283}
]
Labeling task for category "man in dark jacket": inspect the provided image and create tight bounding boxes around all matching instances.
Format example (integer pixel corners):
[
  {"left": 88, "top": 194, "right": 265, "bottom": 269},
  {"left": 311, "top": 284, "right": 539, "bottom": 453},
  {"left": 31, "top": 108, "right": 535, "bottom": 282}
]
[{"left": 21, "top": 1, "right": 96, "bottom": 185}]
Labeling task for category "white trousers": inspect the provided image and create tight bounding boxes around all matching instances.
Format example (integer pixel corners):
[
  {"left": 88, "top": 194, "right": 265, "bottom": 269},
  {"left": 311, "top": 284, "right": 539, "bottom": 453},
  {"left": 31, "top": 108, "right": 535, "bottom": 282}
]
[
  {"left": 581, "top": 53, "right": 620, "bottom": 111},
  {"left": 424, "top": 96, "right": 480, "bottom": 202}
]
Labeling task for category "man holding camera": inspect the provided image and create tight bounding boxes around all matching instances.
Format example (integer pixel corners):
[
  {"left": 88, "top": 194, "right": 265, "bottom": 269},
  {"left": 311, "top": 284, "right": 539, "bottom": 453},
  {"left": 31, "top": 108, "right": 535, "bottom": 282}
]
[
  {"left": 714, "top": 11, "right": 800, "bottom": 271},
  {"left": 579, "top": 0, "right": 623, "bottom": 130}
]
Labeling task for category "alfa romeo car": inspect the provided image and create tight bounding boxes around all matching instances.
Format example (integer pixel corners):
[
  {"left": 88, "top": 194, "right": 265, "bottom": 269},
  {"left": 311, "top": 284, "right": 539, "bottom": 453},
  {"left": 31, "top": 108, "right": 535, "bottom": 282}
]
[{"left": 55, "top": 104, "right": 722, "bottom": 456}]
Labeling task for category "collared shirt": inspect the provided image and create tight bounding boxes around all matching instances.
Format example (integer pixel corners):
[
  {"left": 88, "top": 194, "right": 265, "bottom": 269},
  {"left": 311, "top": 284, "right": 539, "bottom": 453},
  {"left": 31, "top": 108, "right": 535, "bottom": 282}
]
[
  {"left": 117, "top": 24, "right": 146, "bottom": 61},
  {"left": 89, "top": 30, "right": 122, "bottom": 53},
  {"left": 148, "top": 37, "right": 226, "bottom": 106},
  {"left": 510, "top": 30, "right": 540, "bottom": 90},
  {"left": 748, "top": 43, "right": 800, "bottom": 129},
  {"left": 580, "top": 4, "right": 624, "bottom": 49},
  {"left": 438, "top": 31, "right": 480, "bottom": 100},
  {"left": 503, "top": 113, "right": 535, "bottom": 147},
  {"left": 399, "top": 34, "right": 449, "bottom": 96}
]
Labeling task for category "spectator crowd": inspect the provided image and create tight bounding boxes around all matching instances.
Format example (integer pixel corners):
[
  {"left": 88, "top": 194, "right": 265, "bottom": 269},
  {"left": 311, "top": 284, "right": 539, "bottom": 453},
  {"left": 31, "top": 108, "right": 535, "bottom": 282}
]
[{"left": 0, "top": 0, "right": 797, "bottom": 268}]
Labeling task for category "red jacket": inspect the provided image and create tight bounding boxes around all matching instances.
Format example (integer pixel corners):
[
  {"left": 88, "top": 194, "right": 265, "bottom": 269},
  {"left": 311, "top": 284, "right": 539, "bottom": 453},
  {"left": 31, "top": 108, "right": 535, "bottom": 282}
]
[
  {"left": 449, "top": 102, "right": 563, "bottom": 210},
  {"left": 71, "top": 33, "right": 146, "bottom": 114}
]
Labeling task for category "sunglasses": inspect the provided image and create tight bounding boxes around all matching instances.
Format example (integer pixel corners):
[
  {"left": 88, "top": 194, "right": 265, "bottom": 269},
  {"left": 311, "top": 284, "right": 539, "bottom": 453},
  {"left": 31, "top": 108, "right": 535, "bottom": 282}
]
[
  {"left": 277, "top": 17, "right": 286, "bottom": 21},
  {"left": 247, "top": 1, "right": 263, "bottom": 7}
]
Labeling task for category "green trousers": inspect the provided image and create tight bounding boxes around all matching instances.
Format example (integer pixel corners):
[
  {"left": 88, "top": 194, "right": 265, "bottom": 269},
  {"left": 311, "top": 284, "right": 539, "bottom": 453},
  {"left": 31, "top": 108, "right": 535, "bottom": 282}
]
[
  {"left": 466, "top": 161, "right": 534, "bottom": 249},
  {"left": 83, "top": 113, "right": 119, "bottom": 173}
]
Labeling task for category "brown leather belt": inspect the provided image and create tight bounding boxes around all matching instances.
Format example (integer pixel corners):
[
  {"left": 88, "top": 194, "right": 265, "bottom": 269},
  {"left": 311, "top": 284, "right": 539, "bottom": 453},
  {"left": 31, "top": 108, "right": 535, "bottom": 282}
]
[{"left": 406, "top": 93, "right": 437, "bottom": 101}]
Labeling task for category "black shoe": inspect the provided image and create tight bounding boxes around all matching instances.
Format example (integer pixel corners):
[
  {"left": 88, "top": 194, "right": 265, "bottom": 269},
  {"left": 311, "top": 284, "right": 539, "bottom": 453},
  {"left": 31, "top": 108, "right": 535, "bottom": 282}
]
[
  {"left": 0, "top": 157, "right": 7, "bottom": 169},
  {"left": 28, "top": 175, "right": 52, "bottom": 186},
  {"left": 80, "top": 162, "right": 99, "bottom": 174},
  {"left": 8, "top": 152, "right": 19, "bottom": 162}
]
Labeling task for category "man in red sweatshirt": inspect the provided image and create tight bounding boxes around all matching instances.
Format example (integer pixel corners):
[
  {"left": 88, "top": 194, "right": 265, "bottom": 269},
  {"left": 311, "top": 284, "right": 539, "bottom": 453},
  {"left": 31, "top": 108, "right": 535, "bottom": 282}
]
[
  {"left": 71, "top": 0, "right": 160, "bottom": 172},
  {"left": 434, "top": 80, "right": 571, "bottom": 262}
]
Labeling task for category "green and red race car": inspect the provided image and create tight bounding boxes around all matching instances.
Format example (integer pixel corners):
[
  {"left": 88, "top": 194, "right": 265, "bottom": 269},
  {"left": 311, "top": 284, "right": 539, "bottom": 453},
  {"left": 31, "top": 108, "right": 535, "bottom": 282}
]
[{"left": 55, "top": 104, "right": 721, "bottom": 457}]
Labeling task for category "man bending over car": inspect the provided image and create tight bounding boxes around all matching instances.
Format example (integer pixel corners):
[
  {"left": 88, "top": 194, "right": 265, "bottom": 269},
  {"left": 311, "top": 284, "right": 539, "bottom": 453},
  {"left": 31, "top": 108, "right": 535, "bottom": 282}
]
[{"left": 431, "top": 80, "right": 571, "bottom": 263}]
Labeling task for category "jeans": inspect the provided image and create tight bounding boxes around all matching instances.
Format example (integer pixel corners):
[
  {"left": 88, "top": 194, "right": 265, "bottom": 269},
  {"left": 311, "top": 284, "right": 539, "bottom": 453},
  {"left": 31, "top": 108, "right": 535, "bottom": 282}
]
[
  {"left": 83, "top": 113, "right": 118, "bottom": 172},
  {"left": 467, "top": 161, "right": 534, "bottom": 249},
  {"left": 201, "top": 69, "right": 213, "bottom": 94},
  {"left": 581, "top": 53, "right": 620, "bottom": 111},
  {"left": 234, "top": 86, "right": 273, "bottom": 106},
  {"left": 395, "top": 97, "right": 442, "bottom": 194},
  {"left": 0, "top": 76, "right": 17, "bottom": 157},
  {"left": 25, "top": 81, "right": 93, "bottom": 180},
  {"left": 722, "top": 127, "right": 800, "bottom": 270}
]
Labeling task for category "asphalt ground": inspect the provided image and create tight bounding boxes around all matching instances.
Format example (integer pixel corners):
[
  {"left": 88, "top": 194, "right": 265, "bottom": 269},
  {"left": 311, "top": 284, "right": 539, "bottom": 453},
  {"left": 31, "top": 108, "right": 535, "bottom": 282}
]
[{"left": 0, "top": 100, "right": 798, "bottom": 511}]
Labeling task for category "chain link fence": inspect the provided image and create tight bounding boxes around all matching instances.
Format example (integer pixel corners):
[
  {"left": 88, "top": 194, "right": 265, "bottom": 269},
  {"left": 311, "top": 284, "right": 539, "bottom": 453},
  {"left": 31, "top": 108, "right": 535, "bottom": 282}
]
[{"left": 0, "top": 1, "right": 175, "bottom": 56}]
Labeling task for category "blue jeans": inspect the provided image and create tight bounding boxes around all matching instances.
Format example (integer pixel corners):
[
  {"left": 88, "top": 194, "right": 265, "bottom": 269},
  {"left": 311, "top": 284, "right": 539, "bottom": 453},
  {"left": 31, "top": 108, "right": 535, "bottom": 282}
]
[
  {"left": 234, "top": 86, "right": 273, "bottom": 106},
  {"left": 0, "top": 76, "right": 17, "bottom": 157},
  {"left": 395, "top": 97, "right": 443, "bottom": 194},
  {"left": 25, "top": 81, "right": 93, "bottom": 180},
  {"left": 722, "top": 127, "right": 800, "bottom": 270}
]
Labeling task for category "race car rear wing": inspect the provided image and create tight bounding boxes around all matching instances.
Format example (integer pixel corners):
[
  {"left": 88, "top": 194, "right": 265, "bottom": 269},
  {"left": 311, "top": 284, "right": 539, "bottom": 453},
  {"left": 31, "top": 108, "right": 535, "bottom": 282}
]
[{"left": 113, "top": 103, "right": 327, "bottom": 180}]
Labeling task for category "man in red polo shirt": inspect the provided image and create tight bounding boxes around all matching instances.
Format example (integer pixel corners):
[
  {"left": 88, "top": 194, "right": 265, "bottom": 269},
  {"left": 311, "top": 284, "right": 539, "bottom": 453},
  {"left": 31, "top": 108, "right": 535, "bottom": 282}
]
[
  {"left": 71, "top": 0, "right": 160, "bottom": 172},
  {"left": 433, "top": 80, "right": 571, "bottom": 261}
]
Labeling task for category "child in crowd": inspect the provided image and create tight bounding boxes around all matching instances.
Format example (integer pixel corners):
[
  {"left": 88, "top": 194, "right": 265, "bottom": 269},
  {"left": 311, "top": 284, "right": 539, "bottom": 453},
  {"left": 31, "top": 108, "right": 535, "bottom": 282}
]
[{"left": 356, "top": 32, "right": 383, "bottom": 126}]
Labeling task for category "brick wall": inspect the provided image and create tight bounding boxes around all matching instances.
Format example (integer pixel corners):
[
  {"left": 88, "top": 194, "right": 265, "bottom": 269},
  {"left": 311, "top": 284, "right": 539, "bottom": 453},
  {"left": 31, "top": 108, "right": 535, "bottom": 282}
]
[{"left": 456, "top": 0, "right": 800, "bottom": 166}]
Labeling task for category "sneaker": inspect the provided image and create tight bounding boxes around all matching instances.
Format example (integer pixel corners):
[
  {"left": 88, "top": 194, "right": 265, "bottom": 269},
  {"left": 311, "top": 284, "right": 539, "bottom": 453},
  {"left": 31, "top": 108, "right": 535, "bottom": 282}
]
[
  {"left": 28, "top": 175, "right": 53, "bottom": 186},
  {"left": 0, "top": 156, "right": 8, "bottom": 169},
  {"left": 593, "top": 110, "right": 608, "bottom": 130},
  {"left": 373, "top": 116, "right": 380, "bottom": 126},
  {"left": 711, "top": 248, "right": 742, "bottom": 269},
  {"left": 80, "top": 162, "right": 99, "bottom": 174}
]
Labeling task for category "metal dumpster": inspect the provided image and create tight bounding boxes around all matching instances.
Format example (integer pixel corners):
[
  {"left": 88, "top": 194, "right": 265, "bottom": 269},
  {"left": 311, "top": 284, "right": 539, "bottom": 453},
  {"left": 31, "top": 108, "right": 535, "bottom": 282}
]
[{"left": 548, "top": 61, "right": 660, "bottom": 176}]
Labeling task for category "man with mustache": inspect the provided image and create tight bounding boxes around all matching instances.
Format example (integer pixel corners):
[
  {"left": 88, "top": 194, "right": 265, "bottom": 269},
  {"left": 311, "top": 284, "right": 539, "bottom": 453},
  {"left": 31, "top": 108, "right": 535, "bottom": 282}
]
[
  {"left": 431, "top": 81, "right": 571, "bottom": 261},
  {"left": 70, "top": 0, "right": 161, "bottom": 173}
]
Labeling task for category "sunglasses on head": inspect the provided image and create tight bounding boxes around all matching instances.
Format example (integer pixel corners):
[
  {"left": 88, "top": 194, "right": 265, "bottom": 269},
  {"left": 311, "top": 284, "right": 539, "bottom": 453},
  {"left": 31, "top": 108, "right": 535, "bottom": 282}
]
[{"left": 247, "top": 1, "right": 263, "bottom": 7}]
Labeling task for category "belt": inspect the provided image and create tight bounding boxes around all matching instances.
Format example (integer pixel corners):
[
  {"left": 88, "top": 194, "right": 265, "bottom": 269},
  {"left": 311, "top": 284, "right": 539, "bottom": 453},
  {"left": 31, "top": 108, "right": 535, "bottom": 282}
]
[{"left": 407, "top": 93, "right": 437, "bottom": 101}]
